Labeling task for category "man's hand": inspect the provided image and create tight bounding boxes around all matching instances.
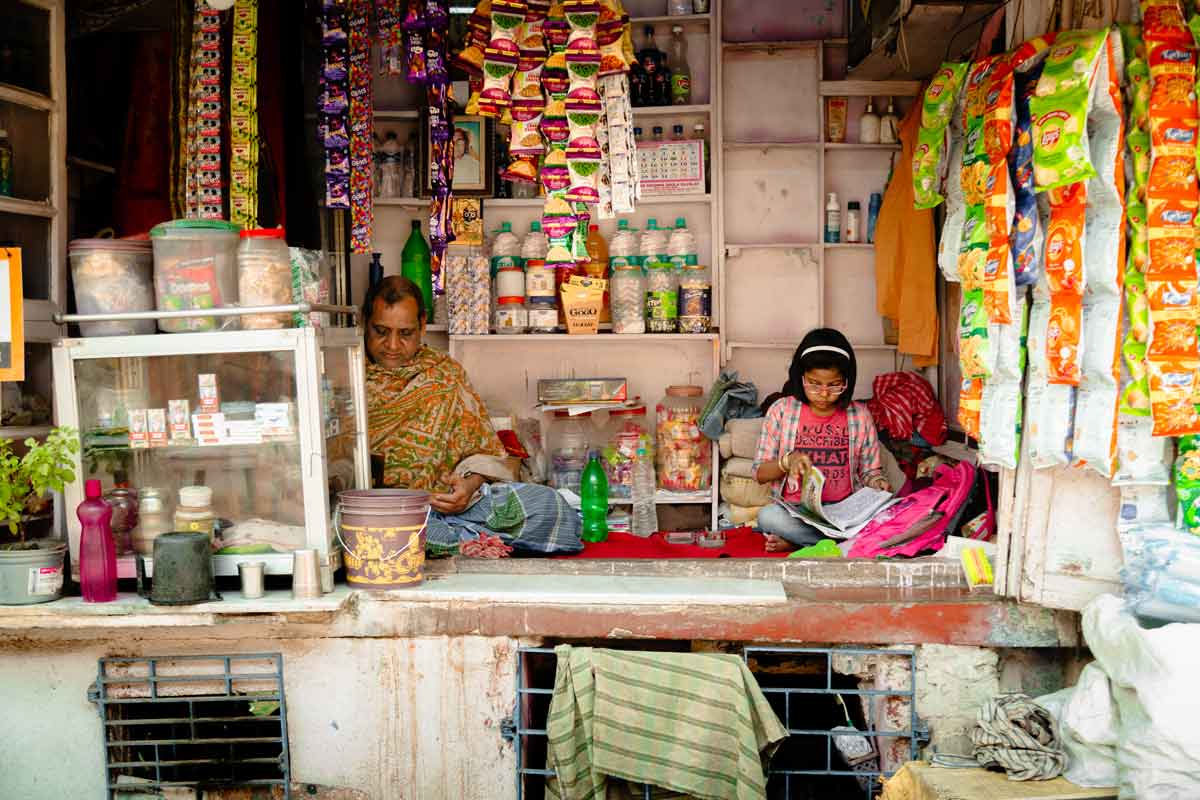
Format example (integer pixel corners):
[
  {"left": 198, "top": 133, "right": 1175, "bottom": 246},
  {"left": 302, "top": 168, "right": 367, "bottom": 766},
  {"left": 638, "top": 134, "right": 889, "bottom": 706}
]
[{"left": 430, "top": 472, "right": 484, "bottom": 515}]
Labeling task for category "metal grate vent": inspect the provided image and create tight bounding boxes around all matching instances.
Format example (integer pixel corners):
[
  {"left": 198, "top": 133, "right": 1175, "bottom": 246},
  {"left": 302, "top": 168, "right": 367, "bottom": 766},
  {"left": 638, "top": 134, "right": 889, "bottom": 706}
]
[
  {"left": 512, "top": 645, "right": 923, "bottom": 800},
  {"left": 89, "top": 653, "right": 291, "bottom": 799}
]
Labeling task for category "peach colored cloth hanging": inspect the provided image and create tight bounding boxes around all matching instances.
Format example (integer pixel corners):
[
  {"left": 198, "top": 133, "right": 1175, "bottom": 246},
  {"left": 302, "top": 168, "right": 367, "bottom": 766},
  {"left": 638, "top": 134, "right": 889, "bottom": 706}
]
[{"left": 874, "top": 100, "right": 939, "bottom": 367}]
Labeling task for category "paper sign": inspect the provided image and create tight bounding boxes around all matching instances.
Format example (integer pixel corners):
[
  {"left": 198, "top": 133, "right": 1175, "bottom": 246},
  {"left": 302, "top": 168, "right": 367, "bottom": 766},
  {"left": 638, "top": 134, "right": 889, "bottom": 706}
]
[{"left": 0, "top": 248, "right": 24, "bottom": 382}]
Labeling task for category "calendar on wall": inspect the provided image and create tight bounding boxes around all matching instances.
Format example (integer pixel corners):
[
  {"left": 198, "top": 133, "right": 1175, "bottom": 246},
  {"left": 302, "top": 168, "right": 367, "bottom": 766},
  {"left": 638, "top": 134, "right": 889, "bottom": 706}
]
[{"left": 636, "top": 140, "right": 705, "bottom": 196}]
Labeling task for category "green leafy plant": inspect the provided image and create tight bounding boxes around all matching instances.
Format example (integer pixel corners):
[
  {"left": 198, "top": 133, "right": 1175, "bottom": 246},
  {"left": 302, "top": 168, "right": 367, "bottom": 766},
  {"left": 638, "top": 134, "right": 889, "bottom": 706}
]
[{"left": 0, "top": 427, "right": 79, "bottom": 542}]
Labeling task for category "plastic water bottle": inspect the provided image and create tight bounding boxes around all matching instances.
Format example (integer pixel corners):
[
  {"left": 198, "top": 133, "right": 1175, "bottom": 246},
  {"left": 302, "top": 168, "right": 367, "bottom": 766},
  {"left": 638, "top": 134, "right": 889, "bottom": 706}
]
[
  {"left": 520, "top": 220, "right": 548, "bottom": 261},
  {"left": 609, "top": 219, "right": 639, "bottom": 269},
  {"left": 580, "top": 455, "right": 610, "bottom": 542},
  {"left": 78, "top": 479, "right": 117, "bottom": 603},
  {"left": 667, "top": 216, "right": 696, "bottom": 270},
  {"left": 630, "top": 445, "right": 658, "bottom": 538},
  {"left": 491, "top": 221, "right": 521, "bottom": 273},
  {"left": 639, "top": 218, "right": 668, "bottom": 266},
  {"left": 867, "top": 192, "right": 883, "bottom": 243}
]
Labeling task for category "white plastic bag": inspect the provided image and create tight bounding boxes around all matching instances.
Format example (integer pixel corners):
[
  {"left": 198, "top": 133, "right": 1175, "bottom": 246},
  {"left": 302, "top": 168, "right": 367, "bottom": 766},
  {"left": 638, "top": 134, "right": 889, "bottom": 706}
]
[{"left": 1036, "top": 662, "right": 1119, "bottom": 788}]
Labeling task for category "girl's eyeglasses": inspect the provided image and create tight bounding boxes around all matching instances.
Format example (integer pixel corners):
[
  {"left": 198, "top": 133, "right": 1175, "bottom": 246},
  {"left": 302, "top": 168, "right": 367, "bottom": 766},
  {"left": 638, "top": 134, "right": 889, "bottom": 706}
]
[{"left": 803, "top": 379, "right": 847, "bottom": 397}]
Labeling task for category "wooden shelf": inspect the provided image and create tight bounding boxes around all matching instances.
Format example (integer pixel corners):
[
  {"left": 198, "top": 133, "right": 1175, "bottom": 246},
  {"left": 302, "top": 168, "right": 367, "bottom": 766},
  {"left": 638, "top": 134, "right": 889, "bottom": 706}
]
[
  {"left": 0, "top": 82, "right": 53, "bottom": 112},
  {"left": 723, "top": 140, "right": 819, "bottom": 150},
  {"left": 631, "top": 13, "right": 711, "bottom": 25},
  {"left": 632, "top": 104, "right": 712, "bottom": 116},
  {"left": 0, "top": 196, "right": 56, "bottom": 218},
  {"left": 374, "top": 197, "right": 428, "bottom": 207},
  {"left": 483, "top": 194, "right": 712, "bottom": 208},
  {"left": 451, "top": 333, "right": 718, "bottom": 342},
  {"left": 725, "top": 241, "right": 819, "bottom": 251},
  {"left": 722, "top": 40, "right": 820, "bottom": 52},
  {"left": 819, "top": 80, "right": 922, "bottom": 97},
  {"left": 0, "top": 426, "right": 53, "bottom": 441},
  {"left": 727, "top": 341, "right": 896, "bottom": 351},
  {"left": 824, "top": 242, "right": 874, "bottom": 249},
  {"left": 824, "top": 142, "right": 902, "bottom": 151}
]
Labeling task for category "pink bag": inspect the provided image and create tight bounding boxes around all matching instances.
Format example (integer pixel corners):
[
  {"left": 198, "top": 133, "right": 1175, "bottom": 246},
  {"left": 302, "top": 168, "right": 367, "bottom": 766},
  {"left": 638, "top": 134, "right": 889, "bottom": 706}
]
[{"left": 847, "top": 462, "right": 978, "bottom": 558}]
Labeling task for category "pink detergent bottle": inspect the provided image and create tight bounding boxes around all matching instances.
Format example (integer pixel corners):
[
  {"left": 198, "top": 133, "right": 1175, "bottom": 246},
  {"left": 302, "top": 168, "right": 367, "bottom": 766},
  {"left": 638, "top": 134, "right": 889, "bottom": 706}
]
[{"left": 78, "top": 479, "right": 117, "bottom": 602}]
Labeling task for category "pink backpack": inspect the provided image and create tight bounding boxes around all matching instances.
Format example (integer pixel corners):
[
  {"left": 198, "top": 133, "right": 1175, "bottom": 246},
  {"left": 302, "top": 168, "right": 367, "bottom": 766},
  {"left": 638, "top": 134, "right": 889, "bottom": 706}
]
[{"left": 847, "top": 462, "right": 979, "bottom": 558}]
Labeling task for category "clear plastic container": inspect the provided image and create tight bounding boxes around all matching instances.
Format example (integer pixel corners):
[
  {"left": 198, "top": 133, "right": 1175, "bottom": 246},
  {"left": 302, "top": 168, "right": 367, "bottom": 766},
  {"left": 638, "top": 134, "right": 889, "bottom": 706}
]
[
  {"left": 528, "top": 298, "right": 558, "bottom": 334},
  {"left": 611, "top": 264, "right": 646, "bottom": 334},
  {"left": 678, "top": 263, "right": 712, "bottom": 333},
  {"left": 238, "top": 228, "right": 293, "bottom": 329},
  {"left": 609, "top": 219, "right": 640, "bottom": 269},
  {"left": 667, "top": 216, "right": 697, "bottom": 270},
  {"left": 150, "top": 219, "right": 241, "bottom": 333},
  {"left": 550, "top": 411, "right": 594, "bottom": 494},
  {"left": 645, "top": 263, "right": 678, "bottom": 333},
  {"left": 132, "top": 487, "right": 173, "bottom": 556},
  {"left": 521, "top": 220, "right": 549, "bottom": 261},
  {"left": 602, "top": 403, "right": 653, "bottom": 498},
  {"left": 68, "top": 238, "right": 157, "bottom": 336},
  {"left": 656, "top": 385, "right": 711, "bottom": 492},
  {"left": 495, "top": 296, "right": 528, "bottom": 334},
  {"left": 639, "top": 218, "right": 668, "bottom": 265}
]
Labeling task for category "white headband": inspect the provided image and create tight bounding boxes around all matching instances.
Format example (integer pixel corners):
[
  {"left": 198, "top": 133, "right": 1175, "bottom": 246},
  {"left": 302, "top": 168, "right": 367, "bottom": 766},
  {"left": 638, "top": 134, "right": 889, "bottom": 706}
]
[{"left": 802, "top": 345, "right": 850, "bottom": 359}]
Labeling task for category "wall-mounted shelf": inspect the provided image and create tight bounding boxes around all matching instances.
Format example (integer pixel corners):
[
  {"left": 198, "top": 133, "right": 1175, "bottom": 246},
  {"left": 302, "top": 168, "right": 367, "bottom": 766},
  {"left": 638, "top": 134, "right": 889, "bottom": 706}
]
[
  {"left": 0, "top": 426, "right": 53, "bottom": 441},
  {"left": 0, "top": 82, "right": 53, "bottom": 111},
  {"left": 375, "top": 197, "right": 427, "bottom": 208},
  {"left": 631, "top": 13, "right": 711, "bottom": 26},
  {"left": 824, "top": 142, "right": 901, "bottom": 151},
  {"left": 374, "top": 109, "right": 419, "bottom": 121},
  {"left": 723, "top": 140, "right": 819, "bottom": 150},
  {"left": 0, "top": 196, "right": 56, "bottom": 218},
  {"left": 632, "top": 104, "right": 712, "bottom": 117},
  {"left": 819, "top": 80, "right": 922, "bottom": 97},
  {"left": 824, "top": 242, "right": 874, "bottom": 250},
  {"left": 451, "top": 333, "right": 718, "bottom": 343},
  {"left": 483, "top": 194, "right": 713, "bottom": 209}
]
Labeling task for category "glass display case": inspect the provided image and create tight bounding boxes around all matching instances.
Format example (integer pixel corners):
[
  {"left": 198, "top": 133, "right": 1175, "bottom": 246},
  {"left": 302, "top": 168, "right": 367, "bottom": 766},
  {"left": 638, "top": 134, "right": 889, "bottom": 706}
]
[{"left": 51, "top": 326, "right": 369, "bottom": 579}]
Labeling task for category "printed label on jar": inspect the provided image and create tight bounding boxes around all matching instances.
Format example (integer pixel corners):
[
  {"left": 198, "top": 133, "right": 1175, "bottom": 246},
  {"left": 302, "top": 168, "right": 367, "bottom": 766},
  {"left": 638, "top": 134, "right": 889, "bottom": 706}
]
[
  {"left": 678, "top": 284, "right": 711, "bottom": 318},
  {"left": 671, "top": 75, "right": 691, "bottom": 102},
  {"left": 27, "top": 566, "right": 63, "bottom": 597},
  {"left": 490, "top": 254, "right": 521, "bottom": 275},
  {"left": 645, "top": 290, "right": 678, "bottom": 320},
  {"left": 526, "top": 264, "right": 556, "bottom": 297},
  {"left": 528, "top": 306, "right": 559, "bottom": 330}
]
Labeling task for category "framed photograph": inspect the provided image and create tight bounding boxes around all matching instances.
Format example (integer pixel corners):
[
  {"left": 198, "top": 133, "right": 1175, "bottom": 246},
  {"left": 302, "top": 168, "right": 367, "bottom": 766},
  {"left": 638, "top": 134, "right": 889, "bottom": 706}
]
[{"left": 423, "top": 113, "right": 494, "bottom": 197}]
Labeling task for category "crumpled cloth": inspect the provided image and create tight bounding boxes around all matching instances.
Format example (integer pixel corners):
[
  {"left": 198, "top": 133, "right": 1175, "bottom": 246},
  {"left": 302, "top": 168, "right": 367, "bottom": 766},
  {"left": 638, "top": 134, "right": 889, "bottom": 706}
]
[
  {"left": 970, "top": 694, "right": 1067, "bottom": 781},
  {"left": 866, "top": 372, "right": 948, "bottom": 446},
  {"left": 699, "top": 370, "right": 761, "bottom": 441}
]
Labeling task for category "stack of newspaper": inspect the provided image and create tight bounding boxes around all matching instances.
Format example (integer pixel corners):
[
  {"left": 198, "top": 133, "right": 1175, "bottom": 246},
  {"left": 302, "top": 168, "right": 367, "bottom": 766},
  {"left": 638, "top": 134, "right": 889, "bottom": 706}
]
[{"left": 776, "top": 468, "right": 896, "bottom": 540}]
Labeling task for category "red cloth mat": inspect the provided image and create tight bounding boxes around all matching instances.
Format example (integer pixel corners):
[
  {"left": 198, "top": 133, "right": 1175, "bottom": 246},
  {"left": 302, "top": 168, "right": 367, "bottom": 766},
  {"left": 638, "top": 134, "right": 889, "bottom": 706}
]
[{"left": 555, "top": 526, "right": 790, "bottom": 559}]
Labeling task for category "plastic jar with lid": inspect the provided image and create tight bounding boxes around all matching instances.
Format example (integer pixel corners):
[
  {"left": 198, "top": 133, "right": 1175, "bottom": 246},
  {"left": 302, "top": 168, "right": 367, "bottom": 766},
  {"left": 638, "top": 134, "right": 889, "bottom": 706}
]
[
  {"left": 495, "top": 264, "right": 525, "bottom": 300},
  {"left": 645, "top": 263, "right": 678, "bottom": 333},
  {"left": 611, "top": 264, "right": 646, "bottom": 334},
  {"left": 656, "top": 385, "right": 711, "bottom": 492},
  {"left": 495, "top": 296, "right": 528, "bottom": 334},
  {"left": 678, "top": 263, "right": 712, "bottom": 333},
  {"left": 528, "top": 297, "right": 558, "bottom": 334},
  {"left": 549, "top": 411, "right": 594, "bottom": 494},
  {"left": 150, "top": 219, "right": 241, "bottom": 332},
  {"left": 238, "top": 227, "right": 293, "bottom": 329},
  {"left": 174, "top": 486, "right": 216, "bottom": 542},
  {"left": 132, "top": 487, "right": 173, "bottom": 556},
  {"left": 69, "top": 238, "right": 157, "bottom": 336},
  {"left": 602, "top": 403, "right": 654, "bottom": 498}
]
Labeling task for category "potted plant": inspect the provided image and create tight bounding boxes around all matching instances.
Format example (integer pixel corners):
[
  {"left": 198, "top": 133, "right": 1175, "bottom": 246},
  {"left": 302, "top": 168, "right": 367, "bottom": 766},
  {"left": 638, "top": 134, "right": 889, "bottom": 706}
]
[{"left": 0, "top": 427, "right": 79, "bottom": 604}]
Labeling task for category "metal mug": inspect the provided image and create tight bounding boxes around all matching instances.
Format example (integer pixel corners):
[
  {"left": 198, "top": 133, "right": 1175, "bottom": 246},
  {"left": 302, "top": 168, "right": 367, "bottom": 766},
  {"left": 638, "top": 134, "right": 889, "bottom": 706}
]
[
  {"left": 291, "top": 549, "right": 322, "bottom": 599},
  {"left": 238, "top": 561, "right": 266, "bottom": 599}
]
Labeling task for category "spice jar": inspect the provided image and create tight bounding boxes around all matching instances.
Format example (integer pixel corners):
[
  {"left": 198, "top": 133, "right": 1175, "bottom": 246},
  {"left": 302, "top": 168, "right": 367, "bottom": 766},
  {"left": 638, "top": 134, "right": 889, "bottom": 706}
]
[
  {"left": 174, "top": 485, "right": 216, "bottom": 542},
  {"left": 104, "top": 488, "right": 139, "bottom": 555},
  {"left": 132, "top": 487, "right": 173, "bottom": 556},
  {"left": 495, "top": 296, "right": 528, "bottom": 334},
  {"left": 602, "top": 403, "right": 654, "bottom": 498},
  {"left": 678, "top": 263, "right": 712, "bottom": 333},
  {"left": 238, "top": 228, "right": 293, "bottom": 329},
  {"left": 656, "top": 385, "right": 711, "bottom": 492},
  {"left": 645, "top": 263, "right": 678, "bottom": 333},
  {"left": 611, "top": 264, "right": 646, "bottom": 334}
]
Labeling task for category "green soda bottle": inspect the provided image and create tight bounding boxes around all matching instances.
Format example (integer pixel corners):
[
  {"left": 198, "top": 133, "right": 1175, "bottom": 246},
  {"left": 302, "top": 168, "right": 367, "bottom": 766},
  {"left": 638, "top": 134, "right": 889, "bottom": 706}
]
[{"left": 400, "top": 219, "right": 433, "bottom": 322}]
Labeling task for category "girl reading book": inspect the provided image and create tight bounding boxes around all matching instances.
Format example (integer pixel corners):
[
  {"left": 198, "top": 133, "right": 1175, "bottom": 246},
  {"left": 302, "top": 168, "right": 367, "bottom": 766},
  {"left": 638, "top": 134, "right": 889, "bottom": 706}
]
[{"left": 753, "top": 328, "right": 890, "bottom": 552}]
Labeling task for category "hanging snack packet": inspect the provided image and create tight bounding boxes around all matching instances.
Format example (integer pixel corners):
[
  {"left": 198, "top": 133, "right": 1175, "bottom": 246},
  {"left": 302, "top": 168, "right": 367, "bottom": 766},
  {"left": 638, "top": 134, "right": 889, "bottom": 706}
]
[
  {"left": 913, "top": 62, "right": 969, "bottom": 209},
  {"left": 1030, "top": 29, "right": 1110, "bottom": 192},
  {"left": 938, "top": 129, "right": 967, "bottom": 281},
  {"left": 1043, "top": 182, "right": 1088, "bottom": 384},
  {"left": 1011, "top": 62, "right": 1044, "bottom": 287},
  {"left": 959, "top": 289, "right": 992, "bottom": 380}
]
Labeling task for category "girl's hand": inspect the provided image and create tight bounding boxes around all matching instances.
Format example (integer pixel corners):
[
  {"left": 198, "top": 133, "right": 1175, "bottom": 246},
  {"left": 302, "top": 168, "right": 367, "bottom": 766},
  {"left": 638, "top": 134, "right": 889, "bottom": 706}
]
[
  {"left": 783, "top": 450, "right": 812, "bottom": 482},
  {"left": 867, "top": 475, "right": 891, "bottom": 492}
]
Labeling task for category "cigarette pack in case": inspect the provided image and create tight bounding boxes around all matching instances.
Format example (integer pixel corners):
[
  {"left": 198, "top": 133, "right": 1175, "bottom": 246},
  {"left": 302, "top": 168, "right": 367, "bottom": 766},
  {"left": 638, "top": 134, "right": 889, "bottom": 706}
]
[
  {"left": 198, "top": 373, "right": 220, "bottom": 413},
  {"left": 147, "top": 409, "right": 168, "bottom": 448},
  {"left": 168, "top": 400, "right": 191, "bottom": 441},
  {"left": 254, "top": 402, "right": 295, "bottom": 439},
  {"left": 128, "top": 409, "right": 149, "bottom": 449},
  {"left": 192, "top": 412, "right": 225, "bottom": 445},
  {"left": 537, "top": 378, "right": 628, "bottom": 406}
]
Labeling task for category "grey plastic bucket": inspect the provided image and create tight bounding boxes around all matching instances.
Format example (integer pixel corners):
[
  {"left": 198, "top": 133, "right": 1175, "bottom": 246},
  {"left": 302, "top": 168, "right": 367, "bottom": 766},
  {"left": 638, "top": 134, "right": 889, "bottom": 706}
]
[{"left": 0, "top": 543, "right": 67, "bottom": 605}]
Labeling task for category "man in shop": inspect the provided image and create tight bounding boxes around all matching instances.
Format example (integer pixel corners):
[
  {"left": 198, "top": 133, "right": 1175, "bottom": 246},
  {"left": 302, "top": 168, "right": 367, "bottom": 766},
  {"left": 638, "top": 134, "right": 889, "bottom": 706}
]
[{"left": 363, "top": 276, "right": 582, "bottom": 556}]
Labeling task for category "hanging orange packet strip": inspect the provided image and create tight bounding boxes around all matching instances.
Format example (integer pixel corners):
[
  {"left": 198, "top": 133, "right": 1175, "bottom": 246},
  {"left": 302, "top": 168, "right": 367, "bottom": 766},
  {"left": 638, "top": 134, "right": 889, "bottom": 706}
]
[{"left": 1043, "top": 182, "right": 1087, "bottom": 384}]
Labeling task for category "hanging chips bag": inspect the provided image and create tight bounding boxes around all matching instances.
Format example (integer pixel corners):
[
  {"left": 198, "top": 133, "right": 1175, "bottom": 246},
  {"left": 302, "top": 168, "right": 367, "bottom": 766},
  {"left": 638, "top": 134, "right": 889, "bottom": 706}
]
[
  {"left": 1029, "top": 29, "right": 1110, "bottom": 192},
  {"left": 913, "top": 62, "right": 969, "bottom": 209}
]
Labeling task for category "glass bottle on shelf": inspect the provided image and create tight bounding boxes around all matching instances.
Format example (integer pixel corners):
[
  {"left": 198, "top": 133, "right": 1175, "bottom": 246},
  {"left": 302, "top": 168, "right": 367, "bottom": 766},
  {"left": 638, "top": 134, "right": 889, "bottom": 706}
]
[
  {"left": 692, "top": 123, "right": 710, "bottom": 193},
  {"left": 667, "top": 25, "right": 691, "bottom": 106},
  {"left": 671, "top": 124, "right": 685, "bottom": 141},
  {"left": 651, "top": 125, "right": 664, "bottom": 142},
  {"left": 880, "top": 97, "right": 899, "bottom": 145}
]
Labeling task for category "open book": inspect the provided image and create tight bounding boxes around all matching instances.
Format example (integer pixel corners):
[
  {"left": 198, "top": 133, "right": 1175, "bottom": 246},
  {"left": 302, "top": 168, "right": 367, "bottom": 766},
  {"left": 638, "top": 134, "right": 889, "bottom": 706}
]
[{"left": 776, "top": 467, "right": 895, "bottom": 540}]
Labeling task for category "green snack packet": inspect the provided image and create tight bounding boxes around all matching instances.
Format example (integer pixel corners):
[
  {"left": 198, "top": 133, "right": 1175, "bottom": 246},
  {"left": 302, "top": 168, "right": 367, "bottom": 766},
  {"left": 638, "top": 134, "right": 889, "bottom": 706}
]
[
  {"left": 912, "top": 62, "right": 969, "bottom": 209},
  {"left": 959, "top": 288, "right": 992, "bottom": 380},
  {"left": 1127, "top": 127, "right": 1151, "bottom": 191},
  {"left": 1035, "top": 28, "right": 1109, "bottom": 98},
  {"left": 1031, "top": 85, "right": 1095, "bottom": 191},
  {"left": 1120, "top": 338, "right": 1151, "bottom": 416},
  {"left": 921, "top": 62, "right": 969, "bottom": 130},
  {"left": 1127, "top": 59, "right": 1150, "bottom": 123}
]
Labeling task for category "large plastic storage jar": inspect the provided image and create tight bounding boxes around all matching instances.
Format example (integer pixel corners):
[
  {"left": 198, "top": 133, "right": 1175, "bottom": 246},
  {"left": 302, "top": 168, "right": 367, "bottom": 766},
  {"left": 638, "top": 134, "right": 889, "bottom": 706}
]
[
  {"left": 68, "top": 238, "right": 156, "bottom": 336},
  {"left": 610, "top": 263, "right": 646, "bottom": 334},
  {"left": 602, "top": 403, "right": 653, "bottom": 498},
  {"left": 656, "top": 385, "right": 711, "bottom": 492},
  {"left": 150, "top": 219, "right": 241, "bottom": 333},
  {"left": 549, "top": 411, "right": 595, "bottom": 494},
  {"left": 238, "top": 228, "right": 293, "bottom": 329}
]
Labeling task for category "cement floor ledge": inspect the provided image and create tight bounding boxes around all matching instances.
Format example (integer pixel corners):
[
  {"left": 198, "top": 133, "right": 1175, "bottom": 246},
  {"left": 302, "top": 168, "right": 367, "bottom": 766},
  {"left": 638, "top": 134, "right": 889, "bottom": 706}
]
[{"left": 0, "top": 572, "right": 1077, "bottom": 648}]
